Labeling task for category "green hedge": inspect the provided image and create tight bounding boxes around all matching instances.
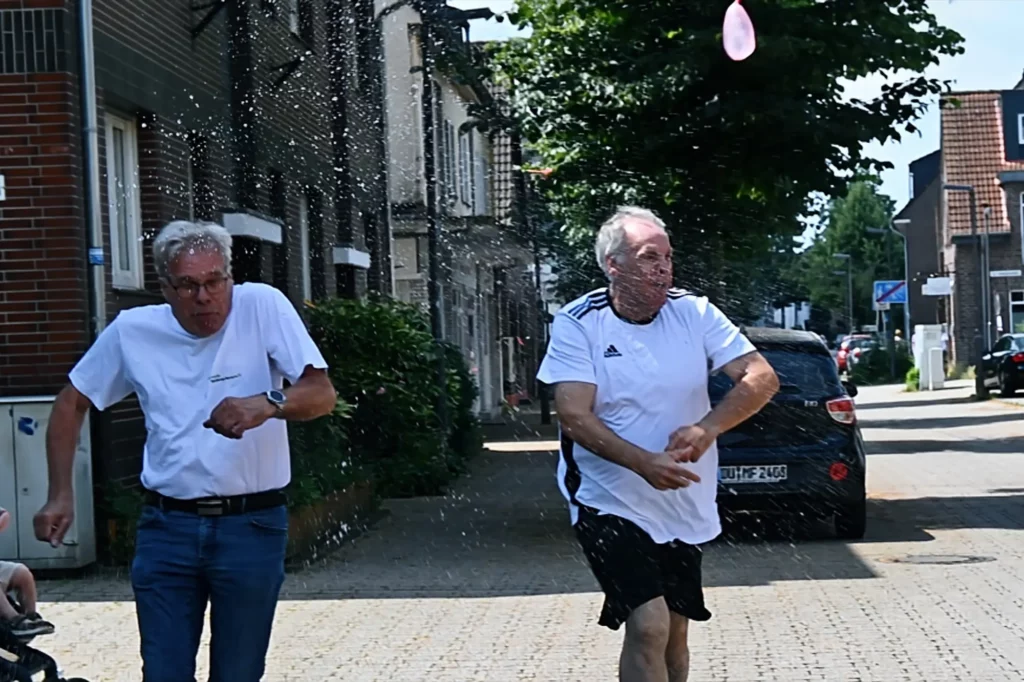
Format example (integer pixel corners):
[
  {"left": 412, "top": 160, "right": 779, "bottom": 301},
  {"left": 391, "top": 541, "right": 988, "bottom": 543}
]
[{"left": 302, "top": 295, "right": 481, "bottom": 499}]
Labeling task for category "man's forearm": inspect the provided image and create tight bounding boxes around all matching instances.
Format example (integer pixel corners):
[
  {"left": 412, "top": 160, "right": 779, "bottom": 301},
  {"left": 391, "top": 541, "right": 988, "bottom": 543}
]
[
  {"left": 272, "top": 370, "right": 337, "bottom": 421},
  {"left": 699, "top": 369, "right": 778, "bottom": 437},
  {"left": 45, "top": 387, "right": 88, "bottom": 501},
  {"left": 559, "top": 411, "right": 649, "bottom": 474}
]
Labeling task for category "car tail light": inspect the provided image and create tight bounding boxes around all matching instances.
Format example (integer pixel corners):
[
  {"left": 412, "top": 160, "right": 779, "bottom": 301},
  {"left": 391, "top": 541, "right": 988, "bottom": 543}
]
[
  {"left": 826, "top": 397, "right": 856, "bottom": 425},
  {"left": 829, "top": 462, "right": 849, "bottom": 481},
  {"left": 1013, "top": 353, "right": 1024, "bottom": 364}
]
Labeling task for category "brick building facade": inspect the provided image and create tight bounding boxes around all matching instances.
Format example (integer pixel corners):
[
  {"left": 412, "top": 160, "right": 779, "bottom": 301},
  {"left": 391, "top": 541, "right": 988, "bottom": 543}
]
[
  {"left": 937, "top": 88, "right": 1024, "bottom": 367},
  {"left": 0, "top": 0, "right": 388, "bottom": 544}
]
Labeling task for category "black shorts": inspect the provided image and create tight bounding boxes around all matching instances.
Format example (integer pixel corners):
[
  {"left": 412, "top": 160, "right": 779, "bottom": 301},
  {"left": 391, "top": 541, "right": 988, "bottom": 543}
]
[{"left": 574, "top": 507, "right": 712, "bottom": 630}]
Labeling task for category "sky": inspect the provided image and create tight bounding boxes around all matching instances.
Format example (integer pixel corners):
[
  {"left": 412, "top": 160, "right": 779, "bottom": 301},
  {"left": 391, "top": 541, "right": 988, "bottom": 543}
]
[{"left": 452, "top": 0, "right": 1024, "bottom": 226}]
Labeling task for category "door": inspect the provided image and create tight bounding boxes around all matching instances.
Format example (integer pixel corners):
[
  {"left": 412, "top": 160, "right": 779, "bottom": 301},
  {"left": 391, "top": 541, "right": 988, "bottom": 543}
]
[
  {"left": 0, "top": 407, "right": 17, "bottom": 559},
  {"left": 11, "top": 402, "right": 83, "bottom": 560}
]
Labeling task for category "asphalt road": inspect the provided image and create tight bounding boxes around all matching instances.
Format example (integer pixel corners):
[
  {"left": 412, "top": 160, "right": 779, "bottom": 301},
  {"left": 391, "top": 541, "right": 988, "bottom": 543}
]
[{"left": 28, "top": 381, "right": 1024, "bottom": 681}]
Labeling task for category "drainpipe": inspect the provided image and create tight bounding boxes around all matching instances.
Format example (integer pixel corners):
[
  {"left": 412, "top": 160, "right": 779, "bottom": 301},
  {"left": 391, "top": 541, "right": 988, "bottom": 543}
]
[{"left": 80, "top": 0, "right": 105, "bottom": 337}]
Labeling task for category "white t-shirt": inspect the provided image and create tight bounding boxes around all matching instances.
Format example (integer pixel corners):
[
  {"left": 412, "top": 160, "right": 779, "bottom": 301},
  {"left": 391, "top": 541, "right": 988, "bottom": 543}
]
[
  {"left": 537, "top": 287, "right": 756, "bottom": 545},
  {"left": 69, "top": 282, "right": 329, "bottom": 500}
]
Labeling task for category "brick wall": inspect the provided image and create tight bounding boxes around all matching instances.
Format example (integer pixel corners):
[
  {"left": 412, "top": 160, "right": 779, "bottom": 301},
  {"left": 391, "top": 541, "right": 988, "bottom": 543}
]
[
  {"left": 0, "top": 2, "right": 88, "bottom": 397},
  {"left": 951, "top": 183, "right": 1024, "bottom": 366}
]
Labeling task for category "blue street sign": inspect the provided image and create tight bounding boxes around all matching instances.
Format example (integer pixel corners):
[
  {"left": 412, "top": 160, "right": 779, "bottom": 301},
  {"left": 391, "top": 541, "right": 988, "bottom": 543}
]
[{"left": 873, "top": 279, "right": 907, "bottom": 305}]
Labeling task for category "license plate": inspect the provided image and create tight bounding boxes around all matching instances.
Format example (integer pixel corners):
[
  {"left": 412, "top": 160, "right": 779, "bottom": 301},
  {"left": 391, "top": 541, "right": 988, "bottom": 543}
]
[{"left": 718, "top": 464, "right": 788, "bottom": 483}]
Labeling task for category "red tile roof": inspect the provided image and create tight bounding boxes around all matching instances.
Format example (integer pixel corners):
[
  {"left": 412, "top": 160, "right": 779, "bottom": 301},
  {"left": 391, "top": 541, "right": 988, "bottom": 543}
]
[{"left": 940, "top": 91, "right": 1024, "bottom": 235}]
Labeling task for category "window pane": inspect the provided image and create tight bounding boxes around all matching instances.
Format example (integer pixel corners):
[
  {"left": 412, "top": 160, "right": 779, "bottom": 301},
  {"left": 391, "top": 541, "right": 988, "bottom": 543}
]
[
  {"left": 299, "top": 197, "right": 311, "bottom": 300},
  {"left": 112, "top": 127, "right": 130, "bottom": 272}
]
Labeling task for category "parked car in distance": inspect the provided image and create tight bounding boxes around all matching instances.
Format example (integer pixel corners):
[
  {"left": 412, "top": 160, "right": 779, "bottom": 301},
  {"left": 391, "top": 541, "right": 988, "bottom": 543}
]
[
  {"left": 711, "top": 327, "right": 867, "bottom": 539},
  {"left": 836, "top": 334, "right": 875, "bottom": 373},
  {"left": 981, "top": 333, "right": 1024, "bottom": 396}
]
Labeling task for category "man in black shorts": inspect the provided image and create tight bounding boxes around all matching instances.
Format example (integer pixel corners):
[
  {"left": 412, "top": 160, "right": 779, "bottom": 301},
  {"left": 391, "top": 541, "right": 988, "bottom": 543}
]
[{"left": 537, "top": 206, "right": 778, "bottom": 681}]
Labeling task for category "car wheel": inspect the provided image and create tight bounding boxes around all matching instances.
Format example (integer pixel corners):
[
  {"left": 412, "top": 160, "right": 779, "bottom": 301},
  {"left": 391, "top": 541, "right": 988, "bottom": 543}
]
[
  {"left": 999, "top": 370, "right": 1016, "bottom": 397},
  {"left": 835, "top": 496, "right": 866, "bottom": 540}
]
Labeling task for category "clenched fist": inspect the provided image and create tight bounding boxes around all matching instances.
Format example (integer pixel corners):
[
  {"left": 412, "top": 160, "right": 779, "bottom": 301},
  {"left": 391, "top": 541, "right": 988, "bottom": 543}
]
[
  {"left": 204, "top": 396, "right": 276, "bottom": 439},
  {"left": 666, "top": 423, "right": 718, "bottom": 463}
]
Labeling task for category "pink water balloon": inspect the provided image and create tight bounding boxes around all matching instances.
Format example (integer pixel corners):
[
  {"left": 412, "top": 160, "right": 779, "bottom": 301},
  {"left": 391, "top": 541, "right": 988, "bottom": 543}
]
[{"left": 723, "top": 0, "right": 756, "bottom": 61}]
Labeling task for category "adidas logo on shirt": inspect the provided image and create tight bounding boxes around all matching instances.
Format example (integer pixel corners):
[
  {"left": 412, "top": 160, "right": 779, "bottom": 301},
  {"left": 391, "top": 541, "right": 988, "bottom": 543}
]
[{"left": 604, "top": 344, "right": 622, "bottom": 358}]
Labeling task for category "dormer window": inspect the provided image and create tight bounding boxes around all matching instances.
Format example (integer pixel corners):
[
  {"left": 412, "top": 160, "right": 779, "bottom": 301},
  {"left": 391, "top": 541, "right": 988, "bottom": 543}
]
[{"left": 1019, "top": 113, "right": 1024, "bottom": 145}]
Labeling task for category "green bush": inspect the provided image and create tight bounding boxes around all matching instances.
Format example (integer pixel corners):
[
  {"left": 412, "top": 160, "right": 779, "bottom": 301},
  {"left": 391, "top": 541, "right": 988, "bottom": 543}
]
[
  {"left": 850, "top": 345, "right": 914, "bottom": 386},
  {"left": 304, "top": 296, "right": 481, "bottom": 498},
  {"left": 904, "top": 366, "right": 920, "bottom": 392},
  {"left": 442, "top": 340, "right": 483, "bottom": 478},
  {"left": 286, "top": 397, "right": 363, "bottom": 509}
]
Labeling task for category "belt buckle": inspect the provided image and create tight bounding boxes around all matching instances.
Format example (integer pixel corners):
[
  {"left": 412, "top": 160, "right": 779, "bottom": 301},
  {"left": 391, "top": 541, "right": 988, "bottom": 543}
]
[{"left": 196, "top": 498, "right": 224, "bottom": 516}]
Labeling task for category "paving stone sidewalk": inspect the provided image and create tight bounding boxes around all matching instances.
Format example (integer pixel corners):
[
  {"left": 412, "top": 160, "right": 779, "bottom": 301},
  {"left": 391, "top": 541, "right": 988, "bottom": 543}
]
[{"left": 30, "top": 382, "right": 1024, "bottom": 681}]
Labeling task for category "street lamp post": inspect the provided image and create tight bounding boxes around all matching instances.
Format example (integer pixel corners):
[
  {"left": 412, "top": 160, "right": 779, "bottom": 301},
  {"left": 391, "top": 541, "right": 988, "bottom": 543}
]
[
  {"left": 942, "top": 183, "right": 988, "bottom": 397},
  {"left": 892, "top": 218, "right": 911, "bottom": 342}
]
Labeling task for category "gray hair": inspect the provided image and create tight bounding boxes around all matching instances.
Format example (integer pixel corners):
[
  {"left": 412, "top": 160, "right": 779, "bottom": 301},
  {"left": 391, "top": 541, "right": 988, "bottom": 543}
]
[
  {"left": 152, "top": 220, "right": 233, "bottom": 280},
  {"left": 594, "top": 206, "right": 667, "bottom": 277}
]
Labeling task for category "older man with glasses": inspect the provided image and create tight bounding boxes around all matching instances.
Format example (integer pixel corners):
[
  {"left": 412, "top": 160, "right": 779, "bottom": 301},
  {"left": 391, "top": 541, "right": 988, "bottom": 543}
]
[{"left": 33, "top": 220, "right": 338, "bottom": 682}]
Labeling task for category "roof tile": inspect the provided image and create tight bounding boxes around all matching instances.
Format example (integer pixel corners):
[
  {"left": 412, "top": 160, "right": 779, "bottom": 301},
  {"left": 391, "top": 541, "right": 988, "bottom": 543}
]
[{"left": 940, "top": 92, "right": 1024, "bottom": 235}]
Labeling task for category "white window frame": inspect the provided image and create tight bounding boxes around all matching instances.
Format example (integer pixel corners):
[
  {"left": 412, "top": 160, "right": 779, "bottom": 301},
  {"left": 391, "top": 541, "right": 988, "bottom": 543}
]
[
  {"left": 458, "top": 130, "right": 471, "bottom": 206},
  {"left": 105, "top": 113, "right": 143, "bottom": 290},
  {"left": 288, "top": 0, "right": 300, "bottom": 34},
  {"left": 298, "top": 194, "right": 312, "bottom": 301},
  {"left": 186, "top": 150, "right": 195, "bottom": 221},
  {"left": 1018, "top": 113, "right": 1024, "bottom": 146}
]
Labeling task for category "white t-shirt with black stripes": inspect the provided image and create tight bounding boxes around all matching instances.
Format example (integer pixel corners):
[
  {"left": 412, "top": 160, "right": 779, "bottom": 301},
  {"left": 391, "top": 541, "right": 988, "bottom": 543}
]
[{"left": 537, "top": 287, "right": 756, "bottom": 545}]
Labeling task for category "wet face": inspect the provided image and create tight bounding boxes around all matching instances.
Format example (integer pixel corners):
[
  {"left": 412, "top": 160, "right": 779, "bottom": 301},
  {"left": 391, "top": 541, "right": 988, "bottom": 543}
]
[
  {"left": 161, "top": 246, "right": 233, "bottom": 338},
  {"left": 607, "top": 218, "right": 673, "bottom": 312}
]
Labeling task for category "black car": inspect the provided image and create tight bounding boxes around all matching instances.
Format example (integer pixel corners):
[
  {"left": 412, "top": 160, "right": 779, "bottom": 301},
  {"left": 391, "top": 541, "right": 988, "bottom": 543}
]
[
  {"left": 709, "top": 328, "right": 867, "bottom": 539},
  {"left": 981, "top": 333, "right": 1024, "bottom": 396}
]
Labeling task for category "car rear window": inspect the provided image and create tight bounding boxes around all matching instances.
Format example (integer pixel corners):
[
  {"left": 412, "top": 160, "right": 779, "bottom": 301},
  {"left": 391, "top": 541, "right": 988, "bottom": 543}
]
[{"left": 709, "top": 348, "right": 844, "bottom": 401}]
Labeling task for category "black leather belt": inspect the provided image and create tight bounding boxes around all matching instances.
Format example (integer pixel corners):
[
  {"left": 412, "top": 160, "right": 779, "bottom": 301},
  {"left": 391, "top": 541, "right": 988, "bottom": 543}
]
[{"left": 144, "top": 489, "right": 287, "bottom": 516}]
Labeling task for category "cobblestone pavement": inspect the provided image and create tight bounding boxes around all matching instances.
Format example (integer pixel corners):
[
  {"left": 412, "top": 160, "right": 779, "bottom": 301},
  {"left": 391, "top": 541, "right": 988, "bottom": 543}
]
[{"left": 29, "top": 382, "right": 1024, "bottom": 681}]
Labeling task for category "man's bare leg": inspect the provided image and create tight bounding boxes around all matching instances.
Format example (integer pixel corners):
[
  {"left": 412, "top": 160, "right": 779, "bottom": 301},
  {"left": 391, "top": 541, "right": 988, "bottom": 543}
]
[
  {"left": 620, "top": 597, "right": 671, "bottom": 682},
  {"left": 0, "top": 589, "right": 17, "bottom": 621},
  {"left": 8, "top": 565, "right": 37, "bottom": 615},
  {"left": 665, "top": 612, "right": 690, "bottom": 682}
]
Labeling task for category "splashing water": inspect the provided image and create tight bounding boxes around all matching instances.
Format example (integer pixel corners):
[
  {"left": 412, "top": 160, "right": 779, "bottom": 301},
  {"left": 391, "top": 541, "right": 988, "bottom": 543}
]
[{"left": 723, "top": 0, "right": 756, "bottom": 61}]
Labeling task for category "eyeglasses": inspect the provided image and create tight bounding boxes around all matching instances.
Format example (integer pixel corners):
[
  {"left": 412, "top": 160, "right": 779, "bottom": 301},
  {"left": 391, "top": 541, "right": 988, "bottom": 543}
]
[{"left": 167, "top": 275, "right": 231, "bottom": 299}]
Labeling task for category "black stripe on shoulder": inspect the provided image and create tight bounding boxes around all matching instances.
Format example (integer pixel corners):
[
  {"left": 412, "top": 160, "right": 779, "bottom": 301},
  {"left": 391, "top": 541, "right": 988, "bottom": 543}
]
[
  {"left": 667, "top": 288, "right": 694, "bottom": 299},
  {"left": 567, "top": 289, "right": 609, "bottom": 318},
  {"left": 574, "top": 301, "right": 609, "bottom": 319}
]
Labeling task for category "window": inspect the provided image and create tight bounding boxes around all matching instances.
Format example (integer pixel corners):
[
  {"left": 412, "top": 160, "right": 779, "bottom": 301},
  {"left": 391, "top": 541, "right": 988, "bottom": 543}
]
[
  {"left": 187, "top": 134, "right": 213, "bottom": 221},
  {"left": 709, "top": 349, "right": 843, "bottom": 402},
  {"left": 185, "top": 148, "right": 194, "bottom": 221},
  {"left": 298, "top": 194, "right": 311, "bottom": 301},
  {"left": 1018, "top": 113, "right": 1024, "bottom": 145},
  {"left": 441, "top": 120, "right": 456, "bottom": 205},
  {"left": 287, "top": 0, "right": 300, "bottom": 35},
  {"left": 458, "top": 129, "right": 473, "bottom": 207},
  {"left": 105, "top": 114, "right": 143, "bottom": 289},
  {"left": 1012, "top": 290, "right": 1024, "bottom": 334},
  {"left": 269, "top": 169, "right": 289, "bottom": 294},
  {"left": 297, "top": 0, "right": 314, "bottom": 46}
]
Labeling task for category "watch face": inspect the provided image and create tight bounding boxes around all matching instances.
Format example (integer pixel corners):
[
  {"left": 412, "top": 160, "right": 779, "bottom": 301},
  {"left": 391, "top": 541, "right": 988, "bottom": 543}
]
[{"left": 269, "top": 390, "right": 286, "bottom": 403}]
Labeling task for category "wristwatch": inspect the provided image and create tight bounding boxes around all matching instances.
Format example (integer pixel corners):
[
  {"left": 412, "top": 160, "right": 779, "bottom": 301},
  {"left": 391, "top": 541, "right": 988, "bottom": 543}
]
[{"left": 265, "top": 389, "right": 287, "bottom": 415}]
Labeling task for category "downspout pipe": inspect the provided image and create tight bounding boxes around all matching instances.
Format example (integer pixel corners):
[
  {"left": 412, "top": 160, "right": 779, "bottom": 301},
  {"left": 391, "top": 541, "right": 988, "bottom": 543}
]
[{"left": 80, "top": 0, "right": 105, "bottom": 337}]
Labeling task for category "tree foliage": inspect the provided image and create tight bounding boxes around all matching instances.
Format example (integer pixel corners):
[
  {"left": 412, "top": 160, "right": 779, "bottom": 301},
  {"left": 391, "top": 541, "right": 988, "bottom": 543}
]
[
  {"left": 491, "top": 0, "right": 963, "bottom": 313},
  {"left": 795, "top": 180, "right": 902, "bottom": 332}
]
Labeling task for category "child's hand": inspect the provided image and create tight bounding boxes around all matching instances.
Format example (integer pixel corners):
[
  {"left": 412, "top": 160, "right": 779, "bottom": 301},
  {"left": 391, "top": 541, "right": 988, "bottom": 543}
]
[{"left": 0, "top": 509, "right": 9, "bottom": 533}]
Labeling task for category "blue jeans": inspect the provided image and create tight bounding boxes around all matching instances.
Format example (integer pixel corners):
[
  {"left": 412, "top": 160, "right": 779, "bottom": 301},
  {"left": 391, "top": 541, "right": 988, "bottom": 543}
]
[{"left": 130, "top": 503, "right": 289, "bottom": 682}]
